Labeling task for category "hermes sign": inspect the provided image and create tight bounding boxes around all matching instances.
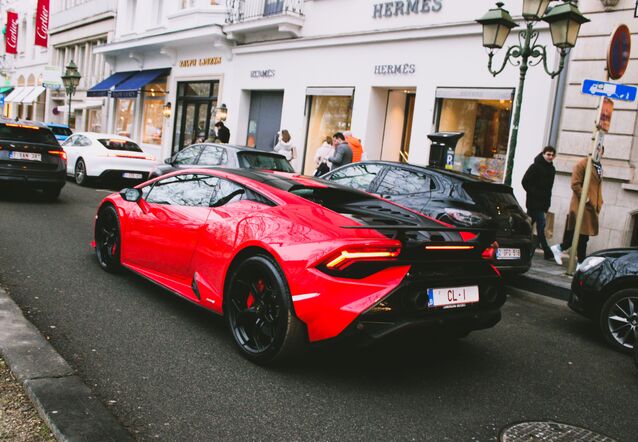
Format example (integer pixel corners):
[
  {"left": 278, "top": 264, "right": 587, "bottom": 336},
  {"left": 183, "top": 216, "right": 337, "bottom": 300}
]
[{"left": 373, "top": 0, "right": 443, "bottom": 18}]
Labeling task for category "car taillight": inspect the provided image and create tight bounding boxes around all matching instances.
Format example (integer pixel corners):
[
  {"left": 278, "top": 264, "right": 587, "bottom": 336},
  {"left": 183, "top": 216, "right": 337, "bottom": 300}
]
[
  {"left": 48, "top": 149, "right": 67, "bottom": 161},
  {"left": 321, "top": 245, "right": 401, "bottom": 271},
  {"left": 443, "top": 208, "right": 489, "bottom": 226}
]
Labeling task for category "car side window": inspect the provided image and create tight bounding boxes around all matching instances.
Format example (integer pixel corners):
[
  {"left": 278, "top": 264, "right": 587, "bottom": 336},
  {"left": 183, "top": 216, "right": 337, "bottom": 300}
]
[
  {"left": 198, "top": 146, "right": 228, "bottom": 166},
  {"left": 210, "top": 178, "right": 246, "bottom": 207},
  {"left": 376, "top": 168, "right": 434, "bottom": 196},
  {"left": 145, "top": 174, "right": 219, "bottom": 207},
  {"left": 77, "top": 135, "right": 92, "bottom": 146},
  {"left": 325, "top": 163, "right": 382, "bottom": 191},
  {"left": 173, "top": 145, "right": 203, "bottom": 165},
  {"left": 61, "top": 135, "right": 75, "bottom": 147}
]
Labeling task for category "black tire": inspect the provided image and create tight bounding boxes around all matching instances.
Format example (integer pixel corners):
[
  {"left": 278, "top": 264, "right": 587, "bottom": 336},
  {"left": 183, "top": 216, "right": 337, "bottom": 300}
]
[
  {"left": 41, "top": 186, "right": 62, "bottom": 201},
  {"left": 599, "top": 288, "right": 638, "bottom": 354},
  {"left": 225, "top": 254, "right": 305, "bottom": 365},
  {"left": 634, "top": 337, "right": 638, "bottom": 371},
  {"left": 95, "top": 205, "right": 122, "bottom": 273},
  {"left": 75, "top": 158, "right": 88, "bottom": 186}
]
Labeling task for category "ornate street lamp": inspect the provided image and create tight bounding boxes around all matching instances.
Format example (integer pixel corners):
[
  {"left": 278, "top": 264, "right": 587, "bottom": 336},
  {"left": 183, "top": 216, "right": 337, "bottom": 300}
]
[
  {"left": 476, "top": 1, "right": 589, "bottom": 186},
  {"left": 215, "top": 103, "right": 228, "bottom": 122},
  {"left": 61, "top": 60, "right": 82, "bottom": 127}
]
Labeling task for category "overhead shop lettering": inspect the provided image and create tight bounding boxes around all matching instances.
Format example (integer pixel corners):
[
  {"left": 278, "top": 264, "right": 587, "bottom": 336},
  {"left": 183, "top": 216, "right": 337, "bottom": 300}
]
[{"left": 373, "top": 0, "right": 443, "bottom": 18}]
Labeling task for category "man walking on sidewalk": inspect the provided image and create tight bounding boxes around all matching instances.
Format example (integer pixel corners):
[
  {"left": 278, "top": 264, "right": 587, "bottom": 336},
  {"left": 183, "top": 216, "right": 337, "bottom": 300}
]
[
  {"left": 522, "top": 146, "right": 556, "bottom": 260},
  {"left": 551, "top": 147, "right": 604, "bottom": 266}
]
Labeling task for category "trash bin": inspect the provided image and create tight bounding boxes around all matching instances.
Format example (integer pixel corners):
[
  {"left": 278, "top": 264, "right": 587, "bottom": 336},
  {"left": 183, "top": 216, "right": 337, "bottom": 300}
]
[{"left": 427, "top": 132, "right": 464, "bottom": 169}]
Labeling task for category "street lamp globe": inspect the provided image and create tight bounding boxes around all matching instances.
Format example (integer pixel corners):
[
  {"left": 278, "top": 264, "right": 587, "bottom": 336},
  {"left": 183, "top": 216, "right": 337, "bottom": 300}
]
[
  {"left": 476, "top": 2, "right": 518, "bottom": 50},
  {"left": 543, "top": 1, "right": 590, "bottom": 49},
  {"left": 522, "top": 0, "right": 551, "bottom": 21},
  {"left": 215, "top": 103, "right": 228, "bottom": 122},
  {"left": 61, "top": 60, "right": 82, "bottom": 91}
]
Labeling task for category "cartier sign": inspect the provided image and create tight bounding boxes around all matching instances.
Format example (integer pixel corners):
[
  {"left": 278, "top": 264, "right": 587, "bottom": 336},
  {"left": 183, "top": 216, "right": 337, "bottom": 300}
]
[{"left": 373, "top": 0, "right": 443, "bottom": 18}]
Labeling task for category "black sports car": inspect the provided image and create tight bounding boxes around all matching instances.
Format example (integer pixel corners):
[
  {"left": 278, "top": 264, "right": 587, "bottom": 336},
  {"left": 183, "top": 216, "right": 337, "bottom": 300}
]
[
  {"left": 569, "top": 247, "right": 638, "bottom": 353},
  {"left": 321, "top": 161, "right": 533, "bottom": 274},
  {"left": 149, "top": 143, "right": 294, "bottom": 179}
]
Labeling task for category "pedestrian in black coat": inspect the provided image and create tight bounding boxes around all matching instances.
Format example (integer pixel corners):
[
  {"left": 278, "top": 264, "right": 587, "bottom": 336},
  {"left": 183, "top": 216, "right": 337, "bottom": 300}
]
[
  {"left": 215, "top": 121, "right": 230, "bottom": 144},
  {"left": 522, "top": 146, "right": 556, "bottom": 259}
]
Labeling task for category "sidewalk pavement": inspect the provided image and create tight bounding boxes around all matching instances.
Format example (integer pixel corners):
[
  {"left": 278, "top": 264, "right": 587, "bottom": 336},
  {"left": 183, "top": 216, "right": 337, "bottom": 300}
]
[
  {"left": 506, "top": 251, "right": 573, "bottom": 301},
  {"left": 0, "top": 287, "right": 132, "bottom": 441}
]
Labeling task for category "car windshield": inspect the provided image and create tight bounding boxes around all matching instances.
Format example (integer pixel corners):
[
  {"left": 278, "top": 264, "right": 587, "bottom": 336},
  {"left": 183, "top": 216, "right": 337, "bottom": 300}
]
[
  {"left": 0, "top": 123, "right": 58, "bottom": 145},
  {"left": 237, "top": 152, "right": 294, "bottom": 172},
  {"left": 48, "top": 126, "right": 73, "bottom": 137},
  {"left": 98, "top": 138, "right": 143, "bottom": 152}
]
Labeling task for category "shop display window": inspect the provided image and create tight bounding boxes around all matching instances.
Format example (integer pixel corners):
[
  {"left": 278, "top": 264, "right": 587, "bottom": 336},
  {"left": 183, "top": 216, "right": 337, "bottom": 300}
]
[
  {"left": 142, "top": 100, "right": 164, "bottom": 145},
  {"left": 437, "top": 97, "right": 512, "bottom": 183},
  {"left": 115, "top": 99, "right": 135, "bottom": 138},
  {"left": 303, "top": 95, "right": 353, "bottom": 175},
  {"left": 87, "top": 108, "right": 102, "bottom": 132}
]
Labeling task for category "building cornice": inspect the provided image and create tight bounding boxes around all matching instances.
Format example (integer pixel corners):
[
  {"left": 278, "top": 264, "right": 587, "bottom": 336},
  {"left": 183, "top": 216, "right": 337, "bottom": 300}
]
[{"left": 49, "top": 13, "right": 115, "bottom": 36}]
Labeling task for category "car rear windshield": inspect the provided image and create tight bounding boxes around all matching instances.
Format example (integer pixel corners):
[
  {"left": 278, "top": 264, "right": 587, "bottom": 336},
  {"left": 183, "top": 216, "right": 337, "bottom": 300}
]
[
  {"left": 237, "top": 152, "right": 294, "bottom": 172},
  {"left": 98, "top": 139, "right": 143, "bottom": 152},
  {"left": 463, "top": 183, "right": 522, "bottom": 216},
  {"left": 49, "top": 126, "right": 73, "bottom": 137},
  {"left": 0, "top": 124, "right": 58, "bottom": 145}
]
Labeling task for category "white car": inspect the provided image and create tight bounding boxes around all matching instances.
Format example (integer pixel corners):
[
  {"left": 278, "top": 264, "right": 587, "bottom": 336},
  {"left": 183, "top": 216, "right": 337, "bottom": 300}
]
[{"left": 62, "top": 132, "right": 158, "bottom": 185}]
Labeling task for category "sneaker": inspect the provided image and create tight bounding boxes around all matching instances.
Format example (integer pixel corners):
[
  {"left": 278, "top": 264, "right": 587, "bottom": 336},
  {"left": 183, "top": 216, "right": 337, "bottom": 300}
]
[{"left": 550, "top": 244, "right": 563, "bottom": 265}]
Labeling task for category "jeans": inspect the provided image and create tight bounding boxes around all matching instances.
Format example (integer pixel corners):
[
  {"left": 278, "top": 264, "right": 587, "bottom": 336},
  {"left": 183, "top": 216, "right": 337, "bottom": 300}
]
[
  {"left": 560, "top": 230, "right": 589, "bottom": 263},
  {"left": 528, "top": 210, "right": 551, "bottom": 256}
]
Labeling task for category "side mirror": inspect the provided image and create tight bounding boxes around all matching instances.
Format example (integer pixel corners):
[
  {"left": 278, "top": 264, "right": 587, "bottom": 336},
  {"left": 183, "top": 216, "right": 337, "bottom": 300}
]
[{"left": 120, "top": 188, "right": 142, "bottom": 203}]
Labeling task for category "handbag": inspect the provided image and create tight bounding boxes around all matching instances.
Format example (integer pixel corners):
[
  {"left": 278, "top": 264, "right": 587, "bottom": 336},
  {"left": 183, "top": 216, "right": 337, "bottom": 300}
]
[{"left": 314, "top": 162, "right": 330, "bottom": 177}]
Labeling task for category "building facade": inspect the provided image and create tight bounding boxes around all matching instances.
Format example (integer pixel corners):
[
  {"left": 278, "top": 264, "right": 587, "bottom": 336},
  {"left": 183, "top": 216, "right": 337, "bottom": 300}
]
[
  {"left": 552, "top": 0, "right": 638, "bottom": 251},
  {"left": 47, "top": 0, "right": 117, "bottom": 131},
  {"left": 1, "top": 0, "right": 50, "bottom": 122}
]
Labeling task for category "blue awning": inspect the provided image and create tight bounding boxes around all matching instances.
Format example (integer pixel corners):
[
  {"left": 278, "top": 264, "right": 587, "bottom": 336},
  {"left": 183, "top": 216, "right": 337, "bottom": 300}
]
[
  {"left": 110, "top": 68, "right": 171, "bottom": 99},
  {"left": 87, "top": 71, "right": 136, "bottom": 97}
]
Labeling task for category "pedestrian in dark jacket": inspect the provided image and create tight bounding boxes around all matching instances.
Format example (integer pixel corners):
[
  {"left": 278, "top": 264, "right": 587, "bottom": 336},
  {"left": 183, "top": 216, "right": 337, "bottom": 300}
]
[
  {"left": 328, "top": 132, "right": 353, "bottom": 170},
  {"left": 215, "top": 121, "right": 230, "bottom": 144},
  {"left": 522, "top": 146, "right": 556, "bottom": 260}
]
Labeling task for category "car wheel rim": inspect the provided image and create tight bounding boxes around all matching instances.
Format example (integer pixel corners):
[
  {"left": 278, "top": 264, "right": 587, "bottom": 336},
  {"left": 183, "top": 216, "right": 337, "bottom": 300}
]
[
  {"left": 607, "top": 296, "right": 638, "bottom": 350},
  {"left": 96, "top": 210, "right": 118, "bottom": 265},
  {"left": 76, "top": 161, "right": 85, "bottom": 182},
  {"left": 228, "top": 263, "right": 284, "bottom": 355}
]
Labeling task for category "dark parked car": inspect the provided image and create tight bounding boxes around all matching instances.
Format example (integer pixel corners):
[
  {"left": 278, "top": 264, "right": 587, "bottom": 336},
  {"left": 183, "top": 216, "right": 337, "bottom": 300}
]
[
  {"left": 149, "top": 143, "right": 294, "bottom": 179},
  {"left": 0, "top": 119, "right": 66, "bottom": 200},
  {"left": 321, "top": 161, "right": 533, "bottom": 274},
  {"left": 569, "top": 247, "right": 638, "bottom": 354}
]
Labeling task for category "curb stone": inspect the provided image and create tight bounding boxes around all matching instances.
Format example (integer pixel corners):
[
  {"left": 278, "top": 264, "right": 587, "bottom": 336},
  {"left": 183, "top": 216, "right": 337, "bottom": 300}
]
[{"left": 0, "top": 287, "right": 132, "bottom": 441}]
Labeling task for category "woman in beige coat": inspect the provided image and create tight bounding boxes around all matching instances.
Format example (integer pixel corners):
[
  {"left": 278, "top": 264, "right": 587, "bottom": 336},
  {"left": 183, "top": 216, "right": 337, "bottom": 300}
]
[{"left": 551, "top": 149, "right": 604, "bottom": 265}]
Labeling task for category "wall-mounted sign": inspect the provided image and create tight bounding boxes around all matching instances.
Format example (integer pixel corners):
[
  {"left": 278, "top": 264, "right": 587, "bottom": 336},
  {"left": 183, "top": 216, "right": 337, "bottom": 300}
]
[
  {"left": 373, "top": 0, "right": 442, "bottom": 19},
  {"left": 178, "top": 57, "right": 222, "bottom": 68},
  {"left": 250, "top": 69, "right": 276, "bottom": 78},
  {"left": 374, "top": 64, "right": 416, "bottom": 75}
]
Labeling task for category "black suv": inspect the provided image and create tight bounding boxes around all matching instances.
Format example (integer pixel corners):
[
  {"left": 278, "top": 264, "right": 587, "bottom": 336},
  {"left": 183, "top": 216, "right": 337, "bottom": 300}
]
[
  {"left": 321, "top": 161, "right": 533, "bottom": 274},
  {"left": 149, "top": 143, "right": 294, "bottom": 179},
  {"left": 0, "top": 119, "right": 66, "bottom": 200}
]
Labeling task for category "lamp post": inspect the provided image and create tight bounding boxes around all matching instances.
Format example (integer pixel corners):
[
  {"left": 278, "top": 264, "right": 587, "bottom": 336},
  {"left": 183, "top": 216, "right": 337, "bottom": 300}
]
[
  {"left": 476, "top": 1, "right": 589, "bottom": 186},
  {"left": 215, "top": 103, "right": 228, "bottom": 122},
  {"left": 61, "top": 60, "right": 81, "bottom": 127}
]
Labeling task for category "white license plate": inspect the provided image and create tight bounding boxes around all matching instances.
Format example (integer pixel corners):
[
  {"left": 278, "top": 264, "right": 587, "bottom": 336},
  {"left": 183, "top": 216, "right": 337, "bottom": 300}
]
[
  {"left": 496, "top": 248, "right": 521, "bottom": 260},
  {"left": 427, "top": 285, "right": 479, "bottom": 308},
  {"left": 122, "top": 172, "right": 143, "bottom": 179},
  {"left": 9, "top": 151, "right": 41, "bottom": 161}
]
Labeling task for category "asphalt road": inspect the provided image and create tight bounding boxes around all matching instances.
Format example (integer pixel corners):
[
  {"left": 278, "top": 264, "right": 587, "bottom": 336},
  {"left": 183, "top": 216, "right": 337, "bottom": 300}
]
[{"left": 0, "top": 182, "right": 636, "bottom": 441}]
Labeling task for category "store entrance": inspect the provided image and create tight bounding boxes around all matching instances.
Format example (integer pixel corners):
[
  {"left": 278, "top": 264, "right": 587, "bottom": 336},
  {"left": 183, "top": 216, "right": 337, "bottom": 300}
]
[
  {"left": 246, "top": 91, "right": 283, "bottom": 151},
  {"left": 380, "top": 89, "right": 416, "bottom": 163},
  {"left": 172, "top": 81, "right": 219, "bottom": 153}
]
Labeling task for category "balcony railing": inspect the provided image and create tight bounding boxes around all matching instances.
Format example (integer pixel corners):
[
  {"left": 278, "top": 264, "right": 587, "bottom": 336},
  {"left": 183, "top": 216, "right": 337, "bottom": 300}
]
[{"left": 226, "top": 0, "right": 304, "bottom": 24}]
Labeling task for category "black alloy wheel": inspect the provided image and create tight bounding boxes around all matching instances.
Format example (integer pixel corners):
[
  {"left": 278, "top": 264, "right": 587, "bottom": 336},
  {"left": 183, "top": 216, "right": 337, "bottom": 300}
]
[
  {"left": 75, "top": 158, "right": 88, "bottom": 186},
  {"left": 226, "top": 254, "right": 305, "bottom": 365},
  {"left": 600, "top": 289, "right": 638, "bottom": 354},
  {"left": 95, "top": 205, "right": 122, "bottom": 273}
]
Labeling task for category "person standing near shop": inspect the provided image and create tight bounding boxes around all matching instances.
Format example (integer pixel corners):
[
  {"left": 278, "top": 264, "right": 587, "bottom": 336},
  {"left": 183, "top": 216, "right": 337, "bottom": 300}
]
[
  {"left": 344, "top": 131, "right": 364, "bottom": 163},
  {"left": 551, "top": 147, "right": 604, "bottom": 266},
  {"left": 215, "top": 121, "right": 230, "bottom": 143},
  {"left": 328, "top": 132, "right": 353, "bottom": 170},
  {"left": 522, "top": 146, "right": 556, "bottom": 260},
  {"left": 274, "top": 129, "right": 297, "bottom": 162},
  {"left": 313, "top": 135, "right": 334, "bottom": 176}
]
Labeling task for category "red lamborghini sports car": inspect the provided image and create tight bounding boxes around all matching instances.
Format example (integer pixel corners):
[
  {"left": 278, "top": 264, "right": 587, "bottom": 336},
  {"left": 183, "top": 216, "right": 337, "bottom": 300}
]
[{"left": 93, "top": 168, "right": 505, "bottom": 364}]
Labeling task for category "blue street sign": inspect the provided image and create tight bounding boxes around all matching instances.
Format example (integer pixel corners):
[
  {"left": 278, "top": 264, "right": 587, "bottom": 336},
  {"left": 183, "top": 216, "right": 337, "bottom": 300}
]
[
  {"left": 0, "top": 95, "right": 4, "bottom": 107},
  {"left": 582, "top": 79, "right": 637, "bottom": 102}
]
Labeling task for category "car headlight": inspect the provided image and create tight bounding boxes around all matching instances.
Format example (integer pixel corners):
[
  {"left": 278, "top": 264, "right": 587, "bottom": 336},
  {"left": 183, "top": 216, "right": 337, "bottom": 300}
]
[
  {"left": 578, "top": 256, "right": 606, "bottom": 273},
  {"left": 443, "top": 208, "right": 489, "bottom": 226}
]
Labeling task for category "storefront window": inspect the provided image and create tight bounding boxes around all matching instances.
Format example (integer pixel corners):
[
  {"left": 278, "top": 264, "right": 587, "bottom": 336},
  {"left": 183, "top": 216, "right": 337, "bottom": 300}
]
[
  {"left": 437, "top": 96, "right": 512, "bottom": 183},
  {"left": 303, "top": 95, "right": 353, "bottom": 174},
  {"left": 172, "top": 80, "right": 219, "bottom": 153},
  {"left": 142, "top": 80, "right": 167, "bottom": 145},
  {"left": 115, "top": 99, "right": 135, "bottom": 138}
]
